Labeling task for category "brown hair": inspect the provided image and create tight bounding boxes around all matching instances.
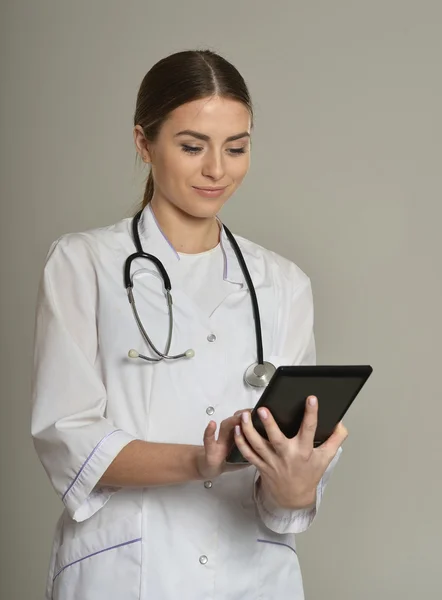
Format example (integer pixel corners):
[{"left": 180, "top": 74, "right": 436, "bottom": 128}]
[{"left": 134, "top": 50, "right": 253, "bottom": 209}]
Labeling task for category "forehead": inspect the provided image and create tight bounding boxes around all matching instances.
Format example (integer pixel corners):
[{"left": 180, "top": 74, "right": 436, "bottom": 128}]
[{"left": 163, "top": 96, "right": 251, "bottom": 137}]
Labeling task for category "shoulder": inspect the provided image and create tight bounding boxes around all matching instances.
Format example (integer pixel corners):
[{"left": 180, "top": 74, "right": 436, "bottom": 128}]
[
  {"left": 44, "top": 217, "right": 131, "bottom": 268},
  {"left": 232, "top": 232, "right": 311, "bottom": 293},
  {"left": 41, "top": 217, "right": 131, "bottom": 289}
]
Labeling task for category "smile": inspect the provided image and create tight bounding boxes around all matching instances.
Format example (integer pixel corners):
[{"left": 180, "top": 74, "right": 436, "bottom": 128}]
[{"left": 192, "top": 186, "right": 227, "bottom": 198}]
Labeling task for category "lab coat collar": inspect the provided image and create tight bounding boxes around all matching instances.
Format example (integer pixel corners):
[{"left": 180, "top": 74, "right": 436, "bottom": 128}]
[
  {"left": 219, "top": 224, "right": 245, "bottom": 286},
  {"left": 137, "top": 204, "right": 245, "bottom": 286}
]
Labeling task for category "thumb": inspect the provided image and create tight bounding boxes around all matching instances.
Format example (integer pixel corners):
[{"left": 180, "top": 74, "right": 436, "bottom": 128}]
[
  {"left": 319, "top": 422, "right": 348, "bottom": 458},
  {"left": 203, "top": 421, "right": 217, "bottom": 451}
]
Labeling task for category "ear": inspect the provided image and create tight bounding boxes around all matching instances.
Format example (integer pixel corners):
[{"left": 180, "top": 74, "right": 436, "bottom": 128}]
[{"left": 133, "top": 125, "right": 152, "bottom": 163}]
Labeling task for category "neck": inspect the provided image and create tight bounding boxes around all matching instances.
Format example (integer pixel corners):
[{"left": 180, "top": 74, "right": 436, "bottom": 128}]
[{"left": 149, "top": 197, "right": 221, "bottom": 254}]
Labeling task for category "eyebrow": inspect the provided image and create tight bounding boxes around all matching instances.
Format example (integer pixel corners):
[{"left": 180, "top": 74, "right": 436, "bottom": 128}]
[{"left": 174, "top": 130, "right": 250, "bottom": 142}]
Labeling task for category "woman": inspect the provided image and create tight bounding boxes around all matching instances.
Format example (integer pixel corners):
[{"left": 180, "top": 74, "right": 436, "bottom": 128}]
[{"left": 31, "top": 49, "right": 347, "bottom": 600}]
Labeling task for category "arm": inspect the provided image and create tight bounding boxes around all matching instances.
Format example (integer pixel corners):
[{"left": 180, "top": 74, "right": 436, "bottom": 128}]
[
  {"left": 31, "top": 237, "right": 240, "bottom": 523},
  {"left": 31, "top": 236, "right": 138, "bottom": 522},
  {"left": 99, "top": 440, "right": 201, "bottom": 487},
  {"left": 252, "top": 276, "right": 344, "bottom": 533},
  {"left": 32, "top": 237, "right": 222, "bottom": 521},
  {"left": 100, "top": 414, "right": 244, "bottom": 487}
]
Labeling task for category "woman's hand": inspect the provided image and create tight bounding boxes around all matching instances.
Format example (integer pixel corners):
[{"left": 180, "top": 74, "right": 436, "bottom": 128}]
[
  {"left": 234, "top": 396, "right": 348, "bottom": 509},
  {"left": 196, "top": 415, "right": 250, "bottom": 479}
]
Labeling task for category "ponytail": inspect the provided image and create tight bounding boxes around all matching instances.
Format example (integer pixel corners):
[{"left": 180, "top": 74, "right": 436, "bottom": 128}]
[{"left": 142, "top": 170, "right": 154, "bottom": 208}]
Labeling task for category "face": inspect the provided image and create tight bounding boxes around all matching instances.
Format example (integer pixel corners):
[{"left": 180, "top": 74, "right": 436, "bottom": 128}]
[{"left": 134, "top": 96, "right": 251, "bottom": 219}]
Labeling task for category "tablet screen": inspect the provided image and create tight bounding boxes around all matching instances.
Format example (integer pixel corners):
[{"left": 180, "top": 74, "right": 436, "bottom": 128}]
[
  {"left": 226, "top": 365, "right": 372, "bottom": 463},
  {"left": 254, "top": 369, "right": 371, "bottom": 444}
]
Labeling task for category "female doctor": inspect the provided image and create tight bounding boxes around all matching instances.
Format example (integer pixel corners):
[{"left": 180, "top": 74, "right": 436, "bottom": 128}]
[{"left": 31, "top": 49, "right": 348, "bottom": 600}]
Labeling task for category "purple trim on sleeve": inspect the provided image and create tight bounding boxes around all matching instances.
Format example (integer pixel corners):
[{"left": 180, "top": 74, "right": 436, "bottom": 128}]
[
  {"left": 62, "top": 429, "right": 122, "bottom": 501},
  {"left": 257, "top": 539, "right": 297, "bottom": 555},
  {"left": 52, "top": 537, "right": 142, "bottom": 582}
]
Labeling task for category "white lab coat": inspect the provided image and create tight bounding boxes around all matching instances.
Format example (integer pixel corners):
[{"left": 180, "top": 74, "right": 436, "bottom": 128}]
[{"left": 31, "top": 205, "right": 341, "bottom": 600}]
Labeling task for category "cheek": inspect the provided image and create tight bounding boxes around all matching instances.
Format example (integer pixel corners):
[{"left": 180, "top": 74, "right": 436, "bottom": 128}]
[
  {"left": 160, "top": 150, "right": 199, "bottom": 186},
  {"left": 230, "top": 157, "right": 250, "bottom": 183}
]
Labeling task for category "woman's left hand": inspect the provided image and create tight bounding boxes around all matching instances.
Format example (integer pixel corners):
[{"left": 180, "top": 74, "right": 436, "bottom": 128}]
[{"left": 234, "top": 397, "right": 348, "bottom": 510}]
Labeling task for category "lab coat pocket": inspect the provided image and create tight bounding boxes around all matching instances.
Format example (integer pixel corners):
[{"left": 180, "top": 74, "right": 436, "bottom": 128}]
[
  {"left": 51, "top": 512, "right": 142, "bottom": 600},
  {"left": 257, "top": 534, "right": 304, "bottom": 600}
]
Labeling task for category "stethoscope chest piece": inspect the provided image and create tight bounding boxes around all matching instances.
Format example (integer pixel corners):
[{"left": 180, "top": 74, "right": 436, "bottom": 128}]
[{"left": 244, "top": 361, "right": 276, "bottom": 388}]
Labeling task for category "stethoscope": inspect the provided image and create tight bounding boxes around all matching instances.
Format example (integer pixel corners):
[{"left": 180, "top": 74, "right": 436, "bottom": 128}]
[{"left": 125, "top": 209, "right": 276, "bottom": 388}]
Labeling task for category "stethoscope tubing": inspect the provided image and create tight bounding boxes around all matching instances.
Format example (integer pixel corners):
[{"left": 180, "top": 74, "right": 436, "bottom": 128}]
[{"left": 125, "top": 210, "right": 271, "bottom": 384}]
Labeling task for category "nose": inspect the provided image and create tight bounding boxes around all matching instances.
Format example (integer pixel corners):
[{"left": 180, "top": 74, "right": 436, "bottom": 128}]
[{"left": 201, "top": 149, "right": 225, "bottom": 181}]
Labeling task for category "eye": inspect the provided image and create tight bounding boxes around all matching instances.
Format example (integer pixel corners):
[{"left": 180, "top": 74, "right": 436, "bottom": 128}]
[
  {"left": 181, "top": 144, "right": 203, "bottom": 155},
  {"left": 227, "top": 147, "right": 247, "bottom": 156}
]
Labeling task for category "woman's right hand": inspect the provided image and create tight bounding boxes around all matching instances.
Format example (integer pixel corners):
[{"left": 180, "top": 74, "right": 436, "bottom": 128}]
[{"left": 196, "top": 414, "right": 250, "bottom": 479}]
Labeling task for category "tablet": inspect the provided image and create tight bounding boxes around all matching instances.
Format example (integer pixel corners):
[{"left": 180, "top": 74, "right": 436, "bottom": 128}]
[{"left": 226, "top": 365, "right": 373, "bottom": 464}]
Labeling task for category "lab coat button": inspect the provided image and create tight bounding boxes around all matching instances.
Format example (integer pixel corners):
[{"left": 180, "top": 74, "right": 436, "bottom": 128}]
[
  {"left": 204, "top": 480, "right": 213, "bottom": 489},
  {"left": 199, "top": 555, "right": 208, "bottom": 565},
  {"left": 207, "top": 333, "right": 217, "bottom": 342},
  {"left": 206, "top": 406, "right": 215, "bottom": 416}
]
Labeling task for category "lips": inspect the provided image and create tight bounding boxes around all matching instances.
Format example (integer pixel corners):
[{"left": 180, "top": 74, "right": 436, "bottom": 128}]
[
  {"left": 192, "top": 186, "right": 227, "bottom": 199},
  {"left": 193, "top": 187, "right": 226, "bottom": 191}
]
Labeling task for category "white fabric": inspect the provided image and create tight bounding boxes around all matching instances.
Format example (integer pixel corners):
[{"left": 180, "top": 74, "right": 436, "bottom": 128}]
[
  {"left": 31, "top": 204, "right": 342, "bottom": 600},
  {"left": 177, "top": 243, "right": 241, "bottom": 315}
]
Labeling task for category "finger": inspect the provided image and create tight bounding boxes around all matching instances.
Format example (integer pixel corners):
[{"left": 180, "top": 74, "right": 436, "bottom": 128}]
[
  {"left": 256, "top": 408, "right": 288, "bottom": 455},
  {"left": 296, "top": 396, "right": 318, "bottom": 455},
  {"left": 319, "top": 422, "right": 348, "bottom": 458},
  {"left": 233, "top": 424, "right": 267, "bottom": 471},
  {"left": 218, "top": 415, "right": 241, "bottom": 444},
  {"left": 240, "top": 411, "right": 274, "bottom": 463},
  {"left": 203, "top": 421, "right": 217, "bottom": 453},
  {"left": 234, "top": 408, "right": 251, "bottom": 417}
]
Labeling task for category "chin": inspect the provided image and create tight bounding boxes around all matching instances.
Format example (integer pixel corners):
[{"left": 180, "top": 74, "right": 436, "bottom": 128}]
[
  {"left": 180, "top": 196, "right": 229, "bottom": 220},
  {"left": 186, "top": 206, "right": 222, "bottom": 220}
]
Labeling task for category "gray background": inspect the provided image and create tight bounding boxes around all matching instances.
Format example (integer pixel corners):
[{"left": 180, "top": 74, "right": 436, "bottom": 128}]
[{"left": 1, "top": 1, "right": 441, "bottom": 598}]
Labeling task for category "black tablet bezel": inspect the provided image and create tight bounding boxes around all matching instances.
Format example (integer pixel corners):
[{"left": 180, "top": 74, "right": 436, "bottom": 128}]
[{"left": 226, "top": 364, "right": 372, "bottom": 464}]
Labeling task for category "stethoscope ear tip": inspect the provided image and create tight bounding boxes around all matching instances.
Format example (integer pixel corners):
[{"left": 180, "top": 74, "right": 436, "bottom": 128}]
[
  {"left": 128, "top": 349, "right": 140, "bottom": 359},
  {"left": 185, "top": 349, "right": 195, "bottom": 359}
]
